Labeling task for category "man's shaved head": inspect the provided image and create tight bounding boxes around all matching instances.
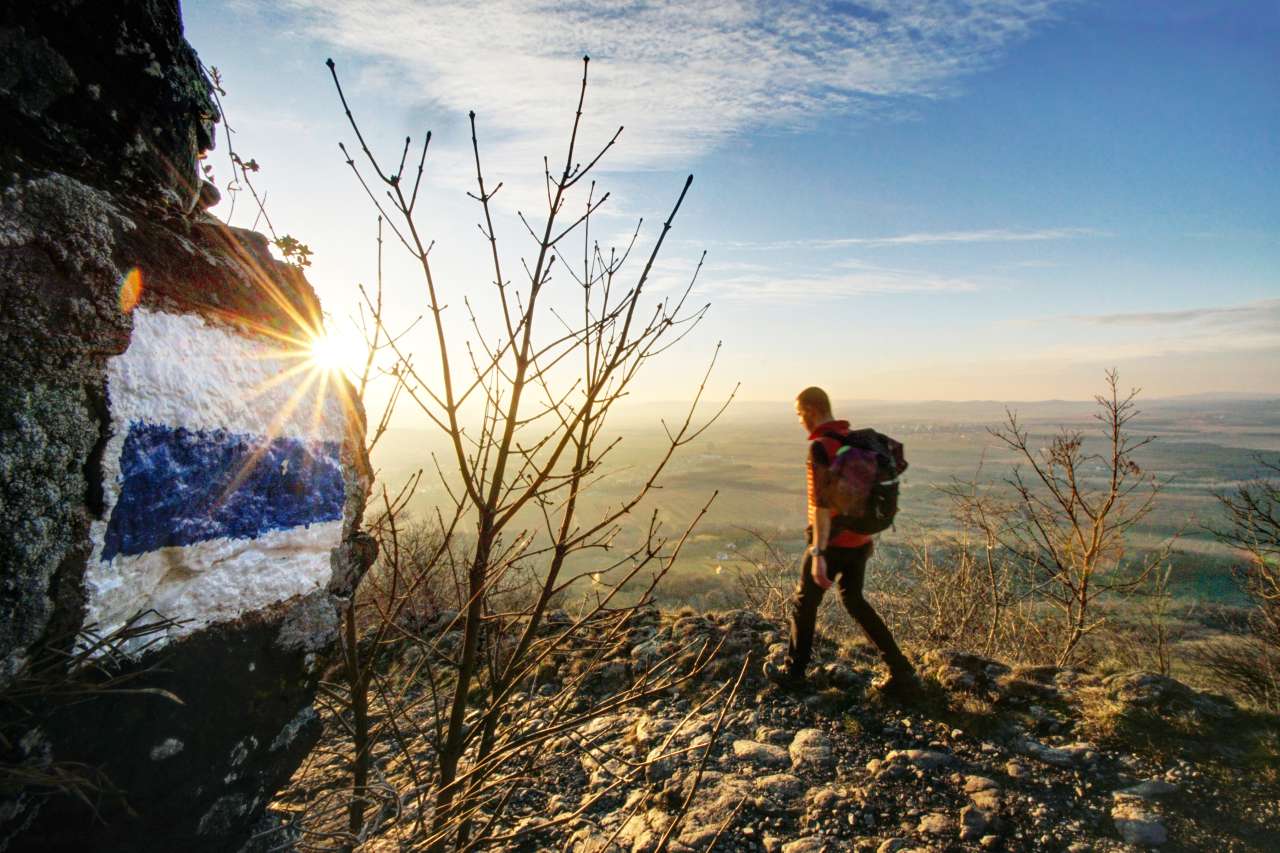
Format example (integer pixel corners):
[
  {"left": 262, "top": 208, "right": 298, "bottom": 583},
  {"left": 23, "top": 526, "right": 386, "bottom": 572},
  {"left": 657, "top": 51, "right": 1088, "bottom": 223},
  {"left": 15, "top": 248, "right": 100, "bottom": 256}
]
[{"left": 795, "top": 386, "right": 832, "bottom": 415}]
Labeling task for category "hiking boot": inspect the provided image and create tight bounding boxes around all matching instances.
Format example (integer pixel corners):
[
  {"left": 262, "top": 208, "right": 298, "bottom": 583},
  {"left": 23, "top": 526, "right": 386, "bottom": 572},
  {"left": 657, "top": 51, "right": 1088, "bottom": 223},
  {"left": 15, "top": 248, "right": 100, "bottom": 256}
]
[
  {"left": 873, "top": 668, "right": 922, "bottom": 701},
  {"left": 762, "top": 659, "right": 807, "bottom": 692}
]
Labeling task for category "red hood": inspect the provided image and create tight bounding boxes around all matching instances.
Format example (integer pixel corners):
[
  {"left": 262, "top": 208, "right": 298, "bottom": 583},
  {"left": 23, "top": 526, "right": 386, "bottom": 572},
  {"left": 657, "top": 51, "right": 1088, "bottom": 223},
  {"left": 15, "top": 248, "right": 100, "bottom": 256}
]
[{"left": 808, "top": 419, "right": 850, "bottom": 441}]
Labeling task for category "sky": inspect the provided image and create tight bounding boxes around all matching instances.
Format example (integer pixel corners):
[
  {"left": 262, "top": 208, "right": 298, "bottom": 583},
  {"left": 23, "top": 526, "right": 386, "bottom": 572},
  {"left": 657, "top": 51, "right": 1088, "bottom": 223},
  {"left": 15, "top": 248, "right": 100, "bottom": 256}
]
[{"left": 183, "top": 0, "right": 1279, "bottom": 416}]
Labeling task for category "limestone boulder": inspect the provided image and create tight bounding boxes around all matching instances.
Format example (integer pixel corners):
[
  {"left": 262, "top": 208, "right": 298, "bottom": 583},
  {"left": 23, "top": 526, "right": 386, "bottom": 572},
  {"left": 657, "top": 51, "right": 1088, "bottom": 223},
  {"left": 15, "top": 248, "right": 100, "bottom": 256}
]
[{"left": 0, "top": 3, "right": 373, "bottom": 851}]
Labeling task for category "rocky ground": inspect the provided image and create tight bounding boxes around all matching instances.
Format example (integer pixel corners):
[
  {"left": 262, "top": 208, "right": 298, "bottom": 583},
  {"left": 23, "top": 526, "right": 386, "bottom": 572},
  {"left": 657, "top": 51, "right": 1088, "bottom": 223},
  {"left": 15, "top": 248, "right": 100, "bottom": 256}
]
[{"left": 259, "top": 607, "right": 1280, "bottom": 852}]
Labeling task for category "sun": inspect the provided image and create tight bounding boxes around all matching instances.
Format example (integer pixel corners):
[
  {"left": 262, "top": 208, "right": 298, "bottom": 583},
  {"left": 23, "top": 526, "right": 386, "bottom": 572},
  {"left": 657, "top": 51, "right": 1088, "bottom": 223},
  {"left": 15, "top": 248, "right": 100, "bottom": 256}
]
[{"left": 307, "top": 329, "right": 361, "bottom": 374}]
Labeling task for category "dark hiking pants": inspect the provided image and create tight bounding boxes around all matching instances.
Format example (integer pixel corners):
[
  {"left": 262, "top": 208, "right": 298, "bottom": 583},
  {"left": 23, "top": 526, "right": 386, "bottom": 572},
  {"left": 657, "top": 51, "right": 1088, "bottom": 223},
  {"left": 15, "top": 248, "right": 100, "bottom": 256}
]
[{"left": 786, "top": 542, "right": 911, "bottom": 677}]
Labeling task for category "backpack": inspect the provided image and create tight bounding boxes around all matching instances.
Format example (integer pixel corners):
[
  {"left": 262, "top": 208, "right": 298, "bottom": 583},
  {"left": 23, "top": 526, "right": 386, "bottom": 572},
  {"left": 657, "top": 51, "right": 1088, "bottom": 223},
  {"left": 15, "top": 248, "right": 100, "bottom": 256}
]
[{"left": 822, "top": 428, "right": 908, "bottom": 535}]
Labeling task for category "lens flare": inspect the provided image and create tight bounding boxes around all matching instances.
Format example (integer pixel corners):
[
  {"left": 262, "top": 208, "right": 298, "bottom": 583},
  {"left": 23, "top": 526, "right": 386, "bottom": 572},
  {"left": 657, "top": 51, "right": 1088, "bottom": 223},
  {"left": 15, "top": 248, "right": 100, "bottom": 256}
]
[{"left": 119, "top": 267, "right": 143, "bottom": 314}]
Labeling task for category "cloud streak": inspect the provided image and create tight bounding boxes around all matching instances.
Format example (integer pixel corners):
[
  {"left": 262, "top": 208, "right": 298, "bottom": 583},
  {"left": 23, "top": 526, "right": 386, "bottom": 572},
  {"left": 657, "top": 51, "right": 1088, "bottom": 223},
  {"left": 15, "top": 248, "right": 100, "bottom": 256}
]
[
  {"left": 1069, "top": 298, "right": 1280, "bottom": 328},
  {"left": 284, "top": 0, "right": 1068, "bottom": 171},
  {"left": 706, "top": 263, "right": 982, "bottom": 301},
  {"left": 1043, "top": 298, "right": 1280, "bottom": 359},
  {"left": 724, "top": 227, "right": 1101, "bottom": 251}
]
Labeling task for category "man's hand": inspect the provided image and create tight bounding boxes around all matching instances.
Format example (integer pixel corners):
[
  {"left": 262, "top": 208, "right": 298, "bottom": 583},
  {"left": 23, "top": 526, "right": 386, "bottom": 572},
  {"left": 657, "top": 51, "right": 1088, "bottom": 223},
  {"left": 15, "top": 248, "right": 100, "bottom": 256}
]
[{"left": 811, "top": 553, "right": 833, "bottom": 590}]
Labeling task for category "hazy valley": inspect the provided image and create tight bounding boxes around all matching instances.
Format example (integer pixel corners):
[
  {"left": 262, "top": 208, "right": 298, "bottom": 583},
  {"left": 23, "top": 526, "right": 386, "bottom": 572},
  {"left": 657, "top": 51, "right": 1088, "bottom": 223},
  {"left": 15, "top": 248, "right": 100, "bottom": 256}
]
[{"left": 373, "top": 394, "right": 1280, "bottom": 609}]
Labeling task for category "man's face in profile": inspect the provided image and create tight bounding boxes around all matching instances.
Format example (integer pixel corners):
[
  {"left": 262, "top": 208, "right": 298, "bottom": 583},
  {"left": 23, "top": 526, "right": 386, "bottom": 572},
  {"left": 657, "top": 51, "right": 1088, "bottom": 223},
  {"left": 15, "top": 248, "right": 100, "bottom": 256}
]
[{"left": 796, "top": 402, "right": 816, "bottom": 433}]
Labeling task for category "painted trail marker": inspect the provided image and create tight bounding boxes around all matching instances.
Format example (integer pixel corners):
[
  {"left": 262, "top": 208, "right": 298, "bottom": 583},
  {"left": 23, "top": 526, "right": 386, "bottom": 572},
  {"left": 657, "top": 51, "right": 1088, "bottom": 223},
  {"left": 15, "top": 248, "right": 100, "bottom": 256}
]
[{"left": 84, "top": 309, "right": 351, "bottom": 643}]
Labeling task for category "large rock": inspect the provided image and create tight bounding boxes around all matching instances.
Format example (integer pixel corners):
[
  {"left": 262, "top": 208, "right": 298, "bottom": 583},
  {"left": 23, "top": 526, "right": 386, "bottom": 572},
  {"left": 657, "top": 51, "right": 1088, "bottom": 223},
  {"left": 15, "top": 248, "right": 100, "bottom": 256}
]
[
  {"left": 1104, "top": 671, "right": 1235, "bottom": 721},
  {"left": 734, "top": 738, "right": 791, "bottom": 769},
  {"left": 755, "top": 772, "right": 805, "bottom": 802},
  {"left": 884, "top": 748, "right": 952, "bottom": 771},
  {"left": 1111, "top": 798, "right": 1168, "bottom": 847},
  {"left": 1016, "top": 737, "right": 1098, "bottom": 768},
  {"left": 0, "top": 3, "right": 373, "bottom": 851},
  {"left": 789, "top": 728, "right": 835, "bottom": 771},
  {"left": 0, "top": 0, "right": 216, "bottom": 206}
]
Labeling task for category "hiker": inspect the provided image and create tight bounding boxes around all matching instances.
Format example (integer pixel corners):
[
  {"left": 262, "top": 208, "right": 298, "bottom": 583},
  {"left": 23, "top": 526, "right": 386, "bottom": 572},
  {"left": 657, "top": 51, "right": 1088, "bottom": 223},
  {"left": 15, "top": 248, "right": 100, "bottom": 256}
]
[{"left": 765, "top": 386, "right": 919, "bottom": 698}]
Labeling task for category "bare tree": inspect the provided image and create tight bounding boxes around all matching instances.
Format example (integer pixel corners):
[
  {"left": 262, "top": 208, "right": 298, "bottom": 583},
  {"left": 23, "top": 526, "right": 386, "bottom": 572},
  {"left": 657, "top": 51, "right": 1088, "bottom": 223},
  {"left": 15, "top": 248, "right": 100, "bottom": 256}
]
[
  {"left": 322, "top": 55, "right": 736, "bottom": 851},
  {"left": 977, "top": 370, "right": 1160, "bottom": 665}
]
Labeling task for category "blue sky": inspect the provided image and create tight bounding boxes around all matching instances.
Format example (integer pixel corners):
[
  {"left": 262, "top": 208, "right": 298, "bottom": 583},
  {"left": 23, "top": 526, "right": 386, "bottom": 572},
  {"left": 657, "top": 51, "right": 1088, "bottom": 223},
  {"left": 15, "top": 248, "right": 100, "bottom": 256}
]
[{"left": 185, "top": 0, "right": 1279, "bottom": 408}]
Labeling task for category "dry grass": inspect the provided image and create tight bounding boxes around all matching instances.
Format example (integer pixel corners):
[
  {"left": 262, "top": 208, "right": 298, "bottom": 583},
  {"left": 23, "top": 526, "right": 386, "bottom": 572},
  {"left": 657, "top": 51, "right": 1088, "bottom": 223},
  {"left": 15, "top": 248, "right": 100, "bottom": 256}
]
[{"left": 1188, "top": 635, "right": 1280, "bottom": 712}]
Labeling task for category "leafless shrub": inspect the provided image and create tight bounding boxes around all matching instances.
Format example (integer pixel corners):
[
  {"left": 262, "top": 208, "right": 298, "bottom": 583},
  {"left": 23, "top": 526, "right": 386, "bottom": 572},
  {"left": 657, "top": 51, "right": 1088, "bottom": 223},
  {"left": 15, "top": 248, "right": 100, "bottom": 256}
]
[
  {"left": 730, "top": 528, "right": 798, "bottom": 627},
  {"left": 1083, "top": 586, "right": 1200, "bottom": 683},
  {"left": 1214, "top": 458, "right": 1280, "bottom": 648},
  {"left": 1191, "top": 635, "right": 1279, "bottom": 711},
  {"left": 302, "top": 55, "right": 735, "bottom": 851},
  {"left": 867, "top": 526, "right": 1045, "bottom": 663},
  {"left": 1141, "top": 562, "right": 1176, "bottom": 675},
  {"left": 1199, "top": 457, "right": 1280, "bottom": 710},
  {"left": 354, "top": 516, "right": 451, "bottom": 637}
]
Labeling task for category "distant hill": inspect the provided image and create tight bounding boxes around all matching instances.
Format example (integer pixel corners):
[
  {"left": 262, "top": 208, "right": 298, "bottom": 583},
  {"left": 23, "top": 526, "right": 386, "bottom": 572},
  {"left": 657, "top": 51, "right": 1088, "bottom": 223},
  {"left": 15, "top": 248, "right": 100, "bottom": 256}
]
[{"left": 607, "top": 394, "right": 1280, "bottom": 427}]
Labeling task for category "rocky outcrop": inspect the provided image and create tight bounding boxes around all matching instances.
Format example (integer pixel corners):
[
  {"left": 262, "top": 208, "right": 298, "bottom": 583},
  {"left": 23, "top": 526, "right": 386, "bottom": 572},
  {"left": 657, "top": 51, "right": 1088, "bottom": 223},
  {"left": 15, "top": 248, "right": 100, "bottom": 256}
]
[
  {"left": 0, "top": 0, "right": 215, "bottom": 207},
  {"left": 0, "top": 3, "right": 372, "bottom": 851},
  {"left": 271, "top": 607, "right": 1277, "bottom": 852}
]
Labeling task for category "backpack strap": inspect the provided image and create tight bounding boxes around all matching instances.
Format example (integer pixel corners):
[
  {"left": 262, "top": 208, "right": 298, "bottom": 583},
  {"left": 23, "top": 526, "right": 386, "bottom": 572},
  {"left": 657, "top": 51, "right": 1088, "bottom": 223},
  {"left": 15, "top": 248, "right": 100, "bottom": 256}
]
[
  {"left": 810, "top": 439, "right": 831, "bottom": 468},
  {"left": 811, "top": 426, "right": 850, "bottom": 465}
]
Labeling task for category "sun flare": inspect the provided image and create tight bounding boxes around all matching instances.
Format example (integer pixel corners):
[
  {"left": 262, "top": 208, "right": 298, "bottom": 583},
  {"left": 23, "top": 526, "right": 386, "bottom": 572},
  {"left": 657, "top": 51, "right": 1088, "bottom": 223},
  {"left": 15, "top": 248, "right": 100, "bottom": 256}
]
[{"left": 307, "top": 330, "right": 360, "bottom": 374}]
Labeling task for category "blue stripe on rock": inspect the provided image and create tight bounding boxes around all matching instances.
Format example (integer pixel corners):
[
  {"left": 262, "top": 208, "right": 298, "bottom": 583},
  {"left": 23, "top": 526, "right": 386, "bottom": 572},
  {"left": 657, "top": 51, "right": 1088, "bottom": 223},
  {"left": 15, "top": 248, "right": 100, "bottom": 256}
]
[{"left": 101, "top": 421, "right": 345, "bottom": 561}]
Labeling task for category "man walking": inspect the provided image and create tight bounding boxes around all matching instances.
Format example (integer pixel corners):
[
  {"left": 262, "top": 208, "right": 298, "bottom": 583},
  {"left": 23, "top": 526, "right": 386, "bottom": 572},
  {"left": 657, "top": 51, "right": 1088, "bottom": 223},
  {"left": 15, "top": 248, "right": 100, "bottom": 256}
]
[{"left": 767, "top": 386, "right": 919, "bottom": 698}]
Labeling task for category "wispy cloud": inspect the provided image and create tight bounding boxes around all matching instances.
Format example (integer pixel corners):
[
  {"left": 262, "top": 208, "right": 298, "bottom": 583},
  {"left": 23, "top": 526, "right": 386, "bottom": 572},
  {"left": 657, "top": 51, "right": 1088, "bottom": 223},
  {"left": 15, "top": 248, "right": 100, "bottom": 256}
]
[
  {"left": 1034, "top": 298, "right": 1280, "bottom": 359},
  {"left": 284, "top": 0, "right": 1068, "bottom": 172},
  {"left": 1069, "top": 298, "right": 1280, "bottom": 328},
  {"left": 706, "top": 261, "right": 982, "bottom": 301},
  {"left": 723, "top": 227, "right": 1101, "bottom": 251}
]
